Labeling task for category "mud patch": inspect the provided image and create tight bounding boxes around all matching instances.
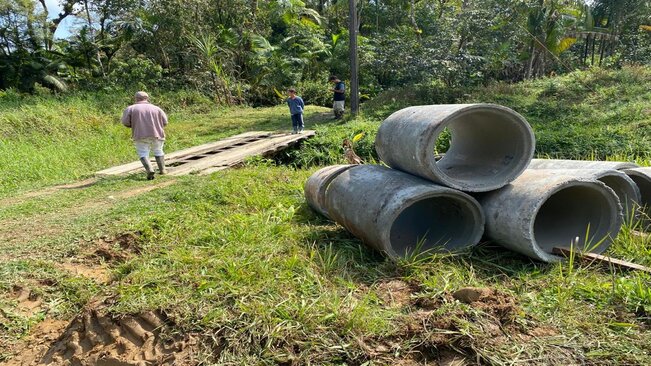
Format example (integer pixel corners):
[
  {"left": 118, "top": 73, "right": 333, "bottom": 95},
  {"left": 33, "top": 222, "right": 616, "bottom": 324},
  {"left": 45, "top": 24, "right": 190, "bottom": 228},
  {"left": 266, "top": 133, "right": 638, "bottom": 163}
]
[
  {"left": 59, "top": 262, "right": 111, "bottom": 284},
  {"left": 356, "top": 287, "right": 574, "bottom": 364},
  {"left": 374, "top": 279, "right": 417, "bottom": 308},
  {"left": 10, "top": 286, "right": 44, "bottom": 317},
  {"left": 453, "top": 287, "right": 518, "bottom": 323},
  {"left": 84, "top": 232, "right": 143, "bottom": 264},
  {"left": 1, "top": 319, "right": 70, "bottom": 365},
  {"left": 3, "top": 305, "right": 196, "bottom": 366}
]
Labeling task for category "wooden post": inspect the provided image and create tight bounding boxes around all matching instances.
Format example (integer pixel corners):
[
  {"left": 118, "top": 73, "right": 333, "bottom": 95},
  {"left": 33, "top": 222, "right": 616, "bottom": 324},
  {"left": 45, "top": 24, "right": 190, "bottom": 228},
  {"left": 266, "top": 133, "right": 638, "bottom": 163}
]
[{"left": 349, "top": 0, "right": 359, "bottom": 117}]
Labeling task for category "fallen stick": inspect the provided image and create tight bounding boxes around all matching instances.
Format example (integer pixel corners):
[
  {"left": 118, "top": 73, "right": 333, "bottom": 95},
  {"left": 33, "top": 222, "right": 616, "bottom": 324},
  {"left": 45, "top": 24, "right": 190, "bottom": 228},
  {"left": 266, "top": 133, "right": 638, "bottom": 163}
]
[{"left": 552, "top": 247, "right": 651, "bottom": 273}]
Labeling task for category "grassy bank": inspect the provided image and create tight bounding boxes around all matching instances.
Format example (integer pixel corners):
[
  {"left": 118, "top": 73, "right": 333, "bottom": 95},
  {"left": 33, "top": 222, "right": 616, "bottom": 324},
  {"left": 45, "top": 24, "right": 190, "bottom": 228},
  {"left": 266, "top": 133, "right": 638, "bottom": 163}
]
[{"left": 0, "top": 90, "right": 332, "bottom": 198}]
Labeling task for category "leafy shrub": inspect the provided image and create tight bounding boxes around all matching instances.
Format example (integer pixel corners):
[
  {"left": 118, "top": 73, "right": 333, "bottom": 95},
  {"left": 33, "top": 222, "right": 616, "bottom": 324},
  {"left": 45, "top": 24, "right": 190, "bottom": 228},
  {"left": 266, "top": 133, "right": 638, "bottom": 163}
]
[
  {"left": 296, "top": 78, "right": 332, "bottom": 107},
  {"left": 107, "top": 57, "right": 164, "bottom": 89}
]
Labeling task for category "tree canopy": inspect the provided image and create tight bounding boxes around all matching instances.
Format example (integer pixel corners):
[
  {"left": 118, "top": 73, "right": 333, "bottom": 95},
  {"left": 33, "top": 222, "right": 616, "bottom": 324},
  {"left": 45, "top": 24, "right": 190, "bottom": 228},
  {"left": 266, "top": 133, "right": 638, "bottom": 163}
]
[{"left": 1, "top": 0, "right": 649, "bottom": 105}]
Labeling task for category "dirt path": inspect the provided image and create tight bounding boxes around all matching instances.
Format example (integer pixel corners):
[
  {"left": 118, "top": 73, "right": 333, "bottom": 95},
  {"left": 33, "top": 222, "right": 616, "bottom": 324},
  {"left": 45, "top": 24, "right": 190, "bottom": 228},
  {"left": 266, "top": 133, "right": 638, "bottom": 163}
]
[
  {"left": 0, "top": 176, "right": 186, "bottom": 365},
  {"left": 0, "top": 178, "right": 99, "bottom": 209},
  {"left": 0, "top": 179, "right": 177, "bottom": 261}
]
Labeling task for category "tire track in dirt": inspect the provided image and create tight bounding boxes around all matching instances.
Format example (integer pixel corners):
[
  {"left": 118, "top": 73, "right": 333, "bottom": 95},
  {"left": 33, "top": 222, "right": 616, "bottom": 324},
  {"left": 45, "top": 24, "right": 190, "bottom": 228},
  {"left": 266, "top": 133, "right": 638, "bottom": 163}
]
[{"left": 2, "top": 305, "right": 198, "bottom": 366}]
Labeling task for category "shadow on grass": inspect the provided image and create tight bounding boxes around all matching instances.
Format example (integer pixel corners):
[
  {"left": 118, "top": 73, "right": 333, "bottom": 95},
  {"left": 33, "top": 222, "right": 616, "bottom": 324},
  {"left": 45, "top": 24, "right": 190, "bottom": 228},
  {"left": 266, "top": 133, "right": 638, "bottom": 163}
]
[
  {"left": 295, "top": 201, "right": 551, "bottom": 287},
  {"left": 294, "top": 202, "right": 406, "bottom": 285}
]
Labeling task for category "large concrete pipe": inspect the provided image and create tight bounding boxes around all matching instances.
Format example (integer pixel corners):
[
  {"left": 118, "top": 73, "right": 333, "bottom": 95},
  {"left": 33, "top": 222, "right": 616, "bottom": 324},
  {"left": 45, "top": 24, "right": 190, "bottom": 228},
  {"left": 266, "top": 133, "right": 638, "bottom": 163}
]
[
  {"left": 323, "top": 165, "right": 485, "bottom": 258},
  {"left": 528, "top": 158, "right": 639, "bottom": 170},
  {"left": 375, "top": 104, "right": 535, "bottom": 192},
  {"left": 523, "top": 169, "right": 640, "bottom": 221},
  {"left": 623, "top": 168, "right": 651, "bottom": 212},
  {"left": 477, "top": 170, "right": 623, "bottom": 262},
  {"left": 304, "top": 165, "right": 355, "bottom": 219}
]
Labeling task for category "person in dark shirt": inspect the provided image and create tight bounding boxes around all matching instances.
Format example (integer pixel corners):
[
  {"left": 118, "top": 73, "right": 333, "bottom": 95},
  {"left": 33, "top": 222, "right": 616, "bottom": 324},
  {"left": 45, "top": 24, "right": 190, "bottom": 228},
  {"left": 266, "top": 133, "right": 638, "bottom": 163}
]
[
  {"left": 286, "top": 88, "right": 305, "bottom": 134},
  {"left": 329, "top": 75, "right": 345, "bottom": 119}
]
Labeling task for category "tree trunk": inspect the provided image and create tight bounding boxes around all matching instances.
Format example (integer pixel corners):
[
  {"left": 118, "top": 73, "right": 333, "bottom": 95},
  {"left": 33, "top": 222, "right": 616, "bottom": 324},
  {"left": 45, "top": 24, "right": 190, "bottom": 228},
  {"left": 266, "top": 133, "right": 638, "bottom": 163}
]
[
  {"left": 409, "top": 0, "right": 419, "bottom": 35},
  {"left": 349, "top": 0, "right": 359, "bottom": 116},
  {"left": 525, "top": 42, "right": 536, "bottom": 79},
  {"left": 83, "top": 0, "right": 106, "bottom": 77}
]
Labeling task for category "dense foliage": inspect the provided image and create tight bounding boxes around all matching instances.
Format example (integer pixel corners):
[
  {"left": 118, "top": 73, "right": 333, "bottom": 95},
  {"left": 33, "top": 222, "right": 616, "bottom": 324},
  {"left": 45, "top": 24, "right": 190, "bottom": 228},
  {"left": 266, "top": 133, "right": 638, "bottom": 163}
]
[{"left": 1, "top": 0, "right": 650, "bottom": 105}]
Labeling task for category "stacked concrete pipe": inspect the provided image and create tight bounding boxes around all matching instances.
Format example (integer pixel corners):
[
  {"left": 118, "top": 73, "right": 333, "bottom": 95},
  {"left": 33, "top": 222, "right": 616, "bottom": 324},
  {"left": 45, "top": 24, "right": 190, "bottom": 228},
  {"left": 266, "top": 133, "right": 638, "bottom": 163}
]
[
  {"left": 524, "top": 167, "right": 640, "bottom": 221},
  {"left": 477, "top": 170, "right": 623, "bottom": 262},
  {"left": 530, "top": 158, "right": 649, "bottom": 217},
  {"left": 304, "top": 165, "right": 355, "bottom": 219},
  {"left": 376, "top": 104, "right": 536, "bottom": 192},
  {"left": 622, "top": 168, "right": 651, "bottom": 212},
  {"left": 528, "top": 158, "right": 639, "bottom": 171},
  {"left": 322, "top": 165, "right": 485, "bottom": 258},
  {"left": 305, "top": 104, "right": 632, "bottom": 263}
]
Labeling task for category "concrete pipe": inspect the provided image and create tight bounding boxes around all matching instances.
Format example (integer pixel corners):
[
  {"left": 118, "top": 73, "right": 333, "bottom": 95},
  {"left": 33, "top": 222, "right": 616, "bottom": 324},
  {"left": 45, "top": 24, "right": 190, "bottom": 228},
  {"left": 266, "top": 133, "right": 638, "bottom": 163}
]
[
  {"left": 528, "top": 158, "right": 639, "bottom": 170},
  {"left": 623, "top": 167, "right": 651, "bottom": 213},
  {"left": 375, "top": 104, "right": 535, "bottom": 192},
  {"left": 304, "top": 165, "right": 355, "bottom": 219},
  {"left": 524, "top": 169, "right": 640, "bottom": 222},
  {"left": 477, "top": 170, "right": 623, "bottom": 262},
  {"left": 324, "top": 165, "right": 485, "bottom": 258}
]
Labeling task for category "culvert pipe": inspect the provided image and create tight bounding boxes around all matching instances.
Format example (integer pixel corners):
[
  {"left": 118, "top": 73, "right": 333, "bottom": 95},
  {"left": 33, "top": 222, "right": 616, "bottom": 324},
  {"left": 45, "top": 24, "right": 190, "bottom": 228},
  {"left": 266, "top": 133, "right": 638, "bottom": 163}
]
[
  {"left": 528, "top": 158, "right": 639, "bottom": 170},
  {"left": 477, "top": 170, "right": 623, "bottom": 262},
  {"left": 304, "top": 165, "right": 355, "bottom": 219},
  {"left": 524, "top": 169, "right": 640, "bottom": 222},
  {"left": 375, "top": 104, "right": 535, "bottom": 192},
  {"left": 323, "top": 165, "right": 485, "bottom": 258},
  {"left": 623, "top": 168, "right": 651, "bottom": 213}
]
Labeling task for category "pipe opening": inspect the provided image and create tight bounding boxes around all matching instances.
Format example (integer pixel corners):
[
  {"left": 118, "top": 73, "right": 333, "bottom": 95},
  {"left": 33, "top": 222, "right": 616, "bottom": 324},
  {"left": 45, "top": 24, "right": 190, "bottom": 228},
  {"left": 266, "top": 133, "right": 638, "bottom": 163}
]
[
  {"left": 434, "top": 108, "right": 532, "bottom": 190},
  {"left": 628, "top": 174, "right": 651, "bottom": 211},
  {"left": 390, "top": 195, "right": 479, "bottom": 256},
  {"left": 598, "top": 175, "right": 639, "bottom": 215},
  {"left": 434, "top": 127, "right": 451, "bottom": 156},
  {"left": 533, "top": 185, "right": 619, "bottom": 254}
]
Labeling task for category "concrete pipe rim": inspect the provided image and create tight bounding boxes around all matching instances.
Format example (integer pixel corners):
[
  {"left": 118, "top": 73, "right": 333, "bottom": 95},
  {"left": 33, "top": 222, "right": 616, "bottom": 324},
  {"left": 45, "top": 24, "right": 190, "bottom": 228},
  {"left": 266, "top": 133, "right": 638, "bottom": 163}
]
[
  {"left": 592, "top": 170, "right": 641, "bottom": 221},
  {"left": 382, "top": 190, "right": 485, "bottom": 259},
  {"left": 423, "top": 104, "right": 535, "bottom": 192},
  {"left": 528, "top": 180, "right": 622, "bottom": 263},
  {"left": 623, "top": 169, "right": 651, "bottom": 210},
  {"left": 304, "top": 165, "right": 357, "bottom": 218}
]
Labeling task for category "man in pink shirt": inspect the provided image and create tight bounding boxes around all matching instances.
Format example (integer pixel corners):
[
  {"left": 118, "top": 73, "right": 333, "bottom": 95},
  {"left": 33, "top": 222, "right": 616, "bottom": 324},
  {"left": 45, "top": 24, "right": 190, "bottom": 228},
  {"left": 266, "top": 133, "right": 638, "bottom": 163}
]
[{"left": 121, "top": 91, "right": 168, "bottom": 180}]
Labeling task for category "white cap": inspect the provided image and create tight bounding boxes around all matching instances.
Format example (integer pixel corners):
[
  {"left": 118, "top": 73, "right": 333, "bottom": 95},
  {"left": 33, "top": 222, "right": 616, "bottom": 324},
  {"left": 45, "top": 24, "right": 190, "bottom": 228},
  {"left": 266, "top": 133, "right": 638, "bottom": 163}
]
[{"left": 135, "top": 91, "right": 149, "bottom": 101}]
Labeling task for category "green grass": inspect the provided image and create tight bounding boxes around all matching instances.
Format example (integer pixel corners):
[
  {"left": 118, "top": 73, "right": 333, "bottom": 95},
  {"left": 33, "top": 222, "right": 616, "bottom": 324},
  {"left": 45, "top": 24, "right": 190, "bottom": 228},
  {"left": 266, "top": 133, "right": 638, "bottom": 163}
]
[
  {"left": 1, "top": 67, "right": 651, "bottom": 364},
  {"left": 2, "top": 166, "right": 650, "bottom": 364}
]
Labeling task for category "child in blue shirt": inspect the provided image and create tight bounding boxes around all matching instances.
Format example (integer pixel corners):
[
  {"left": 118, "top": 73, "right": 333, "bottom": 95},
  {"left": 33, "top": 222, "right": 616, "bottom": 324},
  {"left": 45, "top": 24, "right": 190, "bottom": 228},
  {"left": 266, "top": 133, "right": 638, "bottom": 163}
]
[{"left": 286, "top": 88, "right": 305, "bottom": 134}]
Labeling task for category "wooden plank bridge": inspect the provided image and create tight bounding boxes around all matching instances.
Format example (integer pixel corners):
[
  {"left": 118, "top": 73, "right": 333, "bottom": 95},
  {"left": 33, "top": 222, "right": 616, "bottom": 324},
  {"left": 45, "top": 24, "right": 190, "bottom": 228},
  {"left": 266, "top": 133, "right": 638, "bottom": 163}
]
[{"left": 96, "top": 130, "right": 315, "bottom": 177}]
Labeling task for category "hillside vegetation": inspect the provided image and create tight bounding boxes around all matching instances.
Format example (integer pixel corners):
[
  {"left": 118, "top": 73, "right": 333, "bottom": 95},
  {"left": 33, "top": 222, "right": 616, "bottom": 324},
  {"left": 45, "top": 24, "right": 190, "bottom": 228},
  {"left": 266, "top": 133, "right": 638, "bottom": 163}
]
[{"left": 0, "top": 67, "right": 650, "bottom": 364}]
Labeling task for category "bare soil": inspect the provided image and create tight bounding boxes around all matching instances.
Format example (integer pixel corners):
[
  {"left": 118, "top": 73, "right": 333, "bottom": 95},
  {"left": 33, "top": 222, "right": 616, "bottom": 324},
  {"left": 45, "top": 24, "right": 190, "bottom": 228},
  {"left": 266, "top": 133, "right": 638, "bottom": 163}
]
[{"left": 2, "top": 303, "right": 197, "bottom": 366}]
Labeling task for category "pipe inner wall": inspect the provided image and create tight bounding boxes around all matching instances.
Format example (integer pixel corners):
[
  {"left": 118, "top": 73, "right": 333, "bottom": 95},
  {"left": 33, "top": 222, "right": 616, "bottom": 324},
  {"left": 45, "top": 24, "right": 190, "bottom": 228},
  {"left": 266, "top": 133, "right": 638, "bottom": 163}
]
[
  {"left": 625, "top": 168, "right": 651, "bottom": 211},
  {"left": 437, "top": 108, "right": 532, "bottom": 189},
  {"left": 533, "top": 183, "right": 620, "bottom": 255},
  {"left": 376, "top": 104, "right": 535, "bottom": 192},
  {"left": 324, "top": 165, "right": 484, "bottom": 258},
  {"left": 389, "top": 194, "right": 481, "bottom": 256}
]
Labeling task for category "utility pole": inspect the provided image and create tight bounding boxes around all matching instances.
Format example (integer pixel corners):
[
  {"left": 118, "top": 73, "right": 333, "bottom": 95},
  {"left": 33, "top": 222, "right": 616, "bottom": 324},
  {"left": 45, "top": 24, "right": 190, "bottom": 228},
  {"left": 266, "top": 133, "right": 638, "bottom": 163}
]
[{"left": 349, "top": 0, "right": 359, "bottom": 116}]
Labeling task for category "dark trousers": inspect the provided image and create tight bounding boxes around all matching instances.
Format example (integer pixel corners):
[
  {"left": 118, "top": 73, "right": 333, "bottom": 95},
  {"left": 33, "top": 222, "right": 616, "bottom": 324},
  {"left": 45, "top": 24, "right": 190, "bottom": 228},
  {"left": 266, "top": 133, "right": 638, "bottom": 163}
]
[{"left": 291, "top": 113, "right": 304, "bottom": 132}]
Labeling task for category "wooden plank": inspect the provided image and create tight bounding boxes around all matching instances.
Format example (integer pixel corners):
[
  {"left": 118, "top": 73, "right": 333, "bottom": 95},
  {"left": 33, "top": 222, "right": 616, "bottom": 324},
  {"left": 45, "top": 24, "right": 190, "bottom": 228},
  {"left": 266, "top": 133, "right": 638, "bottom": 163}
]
[
  {"left": 96, "top": 131, "right": 272, "bottom": 176},
  {"left": 552, "top": 247, "right": 651, "bottom": 273},
  {"left": 169, "top": 131, "right": 315, "bottom": 176}
]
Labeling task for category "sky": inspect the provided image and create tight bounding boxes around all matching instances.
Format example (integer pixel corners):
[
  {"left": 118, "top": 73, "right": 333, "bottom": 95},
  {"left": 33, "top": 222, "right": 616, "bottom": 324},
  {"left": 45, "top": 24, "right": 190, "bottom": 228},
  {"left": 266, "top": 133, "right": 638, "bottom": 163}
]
[{"left": 43, "top": 0, "right": 74, "bottom": 39}]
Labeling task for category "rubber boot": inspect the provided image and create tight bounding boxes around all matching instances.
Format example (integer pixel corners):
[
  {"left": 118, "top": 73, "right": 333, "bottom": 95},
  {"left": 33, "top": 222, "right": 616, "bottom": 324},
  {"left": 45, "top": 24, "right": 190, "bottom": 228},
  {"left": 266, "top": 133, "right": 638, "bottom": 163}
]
[
  {"left": 155, "top": 155, "right": 166, "bottom": 175},
  {"left": 140, "top": 157, "right": 155, "bottom": 180}
]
